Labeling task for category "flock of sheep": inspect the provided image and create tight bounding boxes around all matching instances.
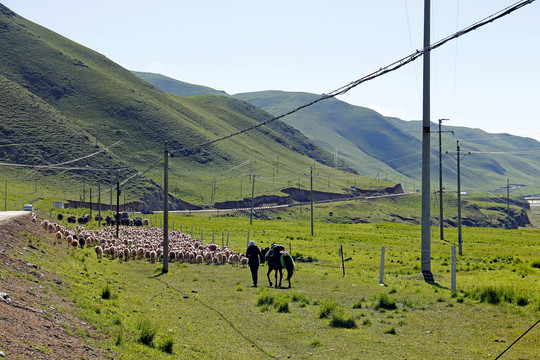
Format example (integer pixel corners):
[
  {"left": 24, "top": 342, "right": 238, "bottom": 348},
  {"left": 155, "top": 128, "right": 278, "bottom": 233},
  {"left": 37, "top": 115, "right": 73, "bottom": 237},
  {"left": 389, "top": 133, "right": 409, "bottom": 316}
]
[{"left": 32, "top": 213, "right": 249, "bottom": 267}]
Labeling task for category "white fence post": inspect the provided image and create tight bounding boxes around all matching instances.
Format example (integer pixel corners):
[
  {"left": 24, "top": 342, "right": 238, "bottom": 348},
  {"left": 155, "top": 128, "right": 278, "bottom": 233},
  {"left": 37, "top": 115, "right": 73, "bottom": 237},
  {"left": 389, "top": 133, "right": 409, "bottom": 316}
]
[
  {"left": 379, "top": 246, "right": 385, "bottom": 285},
  {"left": 451, "top": 245, "right": 457, "bottom": 292}
]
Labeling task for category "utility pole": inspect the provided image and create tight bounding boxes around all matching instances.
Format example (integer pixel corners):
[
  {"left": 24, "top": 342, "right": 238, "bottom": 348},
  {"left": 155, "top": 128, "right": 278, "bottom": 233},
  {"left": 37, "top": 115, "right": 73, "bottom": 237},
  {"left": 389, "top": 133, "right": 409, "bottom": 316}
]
[
  {"left": 421, "top": 0, "right": 432, "bottom": 281},
  {"left": 110, "top": 175, "right": 113, "bottom": 211},
  {"left": 456, "top": 141, "right": 462, "bottom": 256},
  {"left": 436, "top": 118, "right": 453, "bottom": 240},
  {"left": 310, "top": 167, "right": 314, "bottom": 236},
  {"left": 98, "top": 183, "right": 101, "bottom": 227},
  {"left": 89, "top": 188, "right": 92, "bottom": 220},
  {"left": 116, "top": 182, "right": 120, "bottom": 239},
  {"left": 506, "top": 178, "right": 510, "bottom": 229},
  {"left": 447, "top": 140, "right": 470, "bottom": 256},
  {"left": 163, "top": 141, "right": 170, "bottom": 273},
  {"left": 250, "top": 175, "right": 256, "bottom": 225}
]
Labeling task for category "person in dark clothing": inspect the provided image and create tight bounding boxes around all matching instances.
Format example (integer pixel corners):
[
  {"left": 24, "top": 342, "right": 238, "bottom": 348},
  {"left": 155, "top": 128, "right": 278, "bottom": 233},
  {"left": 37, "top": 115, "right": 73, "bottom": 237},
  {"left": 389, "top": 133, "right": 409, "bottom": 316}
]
[{"left": 246, "top": 240, "right": 263, "bottom": 287}]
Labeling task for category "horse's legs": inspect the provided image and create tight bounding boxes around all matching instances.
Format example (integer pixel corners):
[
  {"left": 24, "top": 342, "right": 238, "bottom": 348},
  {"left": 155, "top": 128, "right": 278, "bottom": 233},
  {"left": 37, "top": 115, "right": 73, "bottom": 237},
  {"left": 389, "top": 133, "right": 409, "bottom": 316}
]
[
  {"left": 275, "top": 269, "right": 279, "bottom": 288},
  {"left": 267, "top": 267, "right": 272, "bottom": 287},
  {"left": 287, "top": 270, "right": 291, "bottom": 288},
  {"left": 278, "top": 269, "right": 283, "bottom": 288}
]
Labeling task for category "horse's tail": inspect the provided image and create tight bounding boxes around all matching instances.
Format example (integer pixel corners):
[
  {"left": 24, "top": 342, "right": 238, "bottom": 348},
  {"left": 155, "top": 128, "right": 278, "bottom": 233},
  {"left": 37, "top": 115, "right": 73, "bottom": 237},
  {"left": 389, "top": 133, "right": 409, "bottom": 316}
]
[{"left": 283, "top": 253, "right": 295, "bottom": 278}]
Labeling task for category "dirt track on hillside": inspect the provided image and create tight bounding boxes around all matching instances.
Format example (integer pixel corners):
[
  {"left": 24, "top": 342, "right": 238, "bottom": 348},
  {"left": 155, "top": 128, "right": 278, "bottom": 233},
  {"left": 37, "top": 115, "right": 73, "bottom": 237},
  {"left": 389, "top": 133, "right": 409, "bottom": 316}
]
[{"left": 0, "top": 215, "right": 112, "bottom": 359}]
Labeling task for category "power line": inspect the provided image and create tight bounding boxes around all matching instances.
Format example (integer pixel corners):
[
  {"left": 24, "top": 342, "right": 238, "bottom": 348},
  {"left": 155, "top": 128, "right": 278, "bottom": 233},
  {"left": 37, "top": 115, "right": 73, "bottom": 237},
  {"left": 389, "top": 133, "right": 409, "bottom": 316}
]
[
  {"left": 119, "top": 0, "right": 535, "bottom": 189},
  {"left": 167, "top": 0, "right": 534, "bottom": 158},
  {"left": 0, "top": 140, "right": 125, "bottom": 171},
  {"left": 494, "top": 318, "right": 540, "bottom": 360}
]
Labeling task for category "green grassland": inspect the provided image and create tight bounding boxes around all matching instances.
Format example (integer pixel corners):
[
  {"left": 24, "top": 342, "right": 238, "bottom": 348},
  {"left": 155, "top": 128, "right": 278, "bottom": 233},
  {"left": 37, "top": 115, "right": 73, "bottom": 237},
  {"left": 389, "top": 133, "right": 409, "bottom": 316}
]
[{"left": 8, "top": 209, "right": 539, "bottom": 359}]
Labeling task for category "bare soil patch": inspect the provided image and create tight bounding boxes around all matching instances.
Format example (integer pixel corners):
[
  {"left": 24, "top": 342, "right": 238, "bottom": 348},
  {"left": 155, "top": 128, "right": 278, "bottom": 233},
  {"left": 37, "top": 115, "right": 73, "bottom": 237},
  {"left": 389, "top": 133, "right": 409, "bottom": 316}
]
[{"left": 0, "top": 216, "right": 112, "bottom": 359}]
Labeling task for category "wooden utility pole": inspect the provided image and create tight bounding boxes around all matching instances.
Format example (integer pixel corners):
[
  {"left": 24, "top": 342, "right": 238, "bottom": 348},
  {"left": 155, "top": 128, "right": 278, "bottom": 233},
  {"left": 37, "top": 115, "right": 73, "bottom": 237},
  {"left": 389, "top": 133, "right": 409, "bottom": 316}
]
[
  {"left": 250, "top": 175, "right": 256, "bottom": 225},
  {"left": 506, "top": 178, "right": 510, "bottom": 229},
  {"left": 98, "top": 183, "right": 101, "bottom": 227},
  {"left": 116, "top": 182, "right": 120, "bottom": 239},
  {"left": 310, "top": 167, "right": 314, "bottom": 236},
  {"left": 163, "top": 141, "right": 170, "bottom": 273},
  {"left": 89, "top": 188, "right": 92, "bottom": 220}
]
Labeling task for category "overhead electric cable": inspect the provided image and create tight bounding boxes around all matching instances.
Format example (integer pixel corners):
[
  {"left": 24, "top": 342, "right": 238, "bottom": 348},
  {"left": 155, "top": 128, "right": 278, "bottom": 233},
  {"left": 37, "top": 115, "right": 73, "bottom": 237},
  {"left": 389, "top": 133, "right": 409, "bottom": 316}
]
[
  {"left": 0, "top": 140, "right": 124, "bottom": 170},
  {"left": 119, "top": 0, "right": 534, "bottom": 188},
  {"left": 168, "top": 0, "right": 534, "bottom": 158}
]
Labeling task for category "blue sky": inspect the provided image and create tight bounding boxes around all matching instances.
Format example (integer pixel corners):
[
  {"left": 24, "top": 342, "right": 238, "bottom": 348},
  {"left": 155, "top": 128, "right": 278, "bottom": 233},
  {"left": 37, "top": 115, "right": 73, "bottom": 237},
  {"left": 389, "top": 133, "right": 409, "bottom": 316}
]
[{"left": 4, "top": 0, "right": 540, "bottom": 142}]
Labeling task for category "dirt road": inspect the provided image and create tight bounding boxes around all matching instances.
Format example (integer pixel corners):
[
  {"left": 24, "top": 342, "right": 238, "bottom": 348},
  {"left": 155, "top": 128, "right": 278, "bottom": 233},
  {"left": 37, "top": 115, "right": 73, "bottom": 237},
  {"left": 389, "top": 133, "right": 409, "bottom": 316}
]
[{"left": 0, "top": 211, "right": 28, "bottom": 224}]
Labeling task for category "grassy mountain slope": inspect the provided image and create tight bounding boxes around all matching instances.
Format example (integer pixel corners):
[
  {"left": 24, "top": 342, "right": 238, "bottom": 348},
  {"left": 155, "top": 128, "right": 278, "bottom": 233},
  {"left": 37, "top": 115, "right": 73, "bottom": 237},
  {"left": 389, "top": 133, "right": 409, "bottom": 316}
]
[
  {"left": 388, "top": 118, "right": 540, "bottom": 193},
  {"left": 0, "top": 5, "right": 392, "bottom": 209},
  {"left": 234, "top": 91, "right": 540, "bottom": 194},
  {"left": 132, "top": 71, "right": 228, "bottom": 97},
  {"left": 234, "top": 91, "right": 423, "bottom": 180},
  {"left": 128, "top": 47, "right": 540, "bottom": 196}
]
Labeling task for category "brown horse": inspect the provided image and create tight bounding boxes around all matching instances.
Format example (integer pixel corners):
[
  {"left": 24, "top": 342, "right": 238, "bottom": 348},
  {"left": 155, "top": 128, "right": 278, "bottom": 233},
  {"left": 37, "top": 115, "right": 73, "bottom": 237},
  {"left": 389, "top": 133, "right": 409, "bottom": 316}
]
[{"left": 261, "top": 246, "right": 295, "bottom": 288}]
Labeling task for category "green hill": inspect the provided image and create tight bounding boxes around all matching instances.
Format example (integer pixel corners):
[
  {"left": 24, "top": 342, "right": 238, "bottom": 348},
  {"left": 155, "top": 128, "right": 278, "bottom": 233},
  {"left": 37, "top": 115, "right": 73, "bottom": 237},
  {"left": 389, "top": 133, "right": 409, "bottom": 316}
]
[
  {"left": 0, "top": 4, "right": 392, "bottom": 210},
  {"left": 135, "top": 72, "right": 540, "bottom": 195},
  {"left": 132, "top": 71, "right": 228, "bottom": 97},
  {"left": 233, "top": 91, "right": 540, "bottom": 194}
]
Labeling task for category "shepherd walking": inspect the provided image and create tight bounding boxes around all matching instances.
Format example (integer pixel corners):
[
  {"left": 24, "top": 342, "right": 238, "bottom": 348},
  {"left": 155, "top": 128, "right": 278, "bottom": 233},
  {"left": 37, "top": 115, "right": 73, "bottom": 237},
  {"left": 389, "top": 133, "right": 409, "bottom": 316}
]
[{"left": 246, "top": 240, "right": 263, "bottom": 287}]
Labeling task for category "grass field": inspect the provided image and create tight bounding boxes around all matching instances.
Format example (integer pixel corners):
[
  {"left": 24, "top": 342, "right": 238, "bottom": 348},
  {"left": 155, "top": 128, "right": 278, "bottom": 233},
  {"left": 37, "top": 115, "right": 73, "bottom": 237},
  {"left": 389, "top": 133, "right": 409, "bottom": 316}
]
[{"left": 8, "top": 210, "right": 538, "bottom": 360}]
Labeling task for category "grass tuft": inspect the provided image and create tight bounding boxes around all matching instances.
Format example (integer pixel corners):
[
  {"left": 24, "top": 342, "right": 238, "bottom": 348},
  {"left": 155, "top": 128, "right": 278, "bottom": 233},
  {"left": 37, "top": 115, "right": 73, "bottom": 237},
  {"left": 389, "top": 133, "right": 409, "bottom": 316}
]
[
  {"left": 101, "top": 285, "right": 111, "bottom": 300},
  {"left": 318, "top": 299, "right": 339, "bottom": 319},
  {"left": 329, "top": 310, "right": 357, "bottom": 329},
  {"left": 137, "top": 319, "right": 157, "bottom": 347},
  {"left": 158, "top": 335, "right": 174, "bottom": 354},
  {"left": 373, "top": 293, "right": 397, "bottom": 310}
]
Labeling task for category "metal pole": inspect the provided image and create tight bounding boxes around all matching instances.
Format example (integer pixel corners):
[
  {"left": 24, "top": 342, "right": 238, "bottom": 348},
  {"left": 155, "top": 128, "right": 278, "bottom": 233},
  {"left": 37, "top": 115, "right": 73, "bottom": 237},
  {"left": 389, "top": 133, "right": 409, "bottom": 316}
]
[
  {"left": 110, "top": 176, "right": 113, "bottom": 211},
  {"left": 89, "top": 188, "right": 92, "bottom": 220},
  {"left": 116, "top": 182, "right": 120, "bottom": 239},
  {"left": 4, "top": 179, "right": 7, "bottom": 211},
  {"left": 340, "top": 245, "right": 345, "bottom": 277},
  {"left": 98, "top": 183, "right": 101, "bottom": 227},
  {"left": 457, "top": 141, "right": 462, "bottom": 256},
  {"left": 379, "top": 246, "right": 386, "bottom": 285},
  {"left": 250, "top": 175, "right": 255, "bottom": 225},
  {"left": 421, "top": 0, "right": 432, "bottom": 280},
  {"left": 310, "top": 167, "right": 314, "bottom": 236},
  {"left": 451, "top": 245, "right": 457, "bottom": 292},
  {"left": 506, "top": 178, "right": 510, "bottom": 229},
  {"left": 438, "top": 119, "right": 444, "bottom": 240},
  {"left": 163, "top": 141, "right": 169, "bottom": 273}
]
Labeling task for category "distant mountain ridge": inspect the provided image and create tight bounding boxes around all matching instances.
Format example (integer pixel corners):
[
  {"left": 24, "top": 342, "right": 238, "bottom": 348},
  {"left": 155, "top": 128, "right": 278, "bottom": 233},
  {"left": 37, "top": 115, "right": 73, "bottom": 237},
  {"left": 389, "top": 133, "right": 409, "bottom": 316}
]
[{"left": 134, "top": 71, "right": 540, "bottom": 193}]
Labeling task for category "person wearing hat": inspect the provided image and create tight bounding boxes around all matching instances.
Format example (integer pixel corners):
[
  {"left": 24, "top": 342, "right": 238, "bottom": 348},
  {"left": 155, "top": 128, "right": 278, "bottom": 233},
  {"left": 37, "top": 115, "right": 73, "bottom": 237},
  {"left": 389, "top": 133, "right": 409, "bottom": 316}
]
[{"left": 246, "top": 240, "right": 263, "bottom": 287}]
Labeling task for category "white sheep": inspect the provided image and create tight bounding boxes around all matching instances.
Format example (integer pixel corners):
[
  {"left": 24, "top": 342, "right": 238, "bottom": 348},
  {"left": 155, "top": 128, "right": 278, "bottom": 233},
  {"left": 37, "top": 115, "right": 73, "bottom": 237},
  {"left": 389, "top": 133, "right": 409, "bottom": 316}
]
[{"left": 95, "top": 245, "right": 103, "bottom": 259}]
